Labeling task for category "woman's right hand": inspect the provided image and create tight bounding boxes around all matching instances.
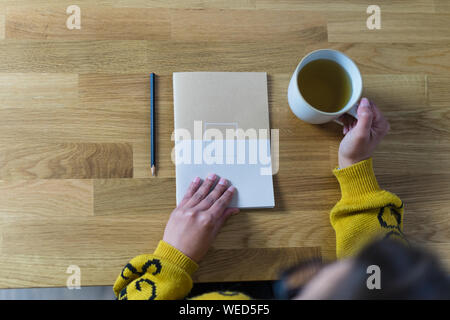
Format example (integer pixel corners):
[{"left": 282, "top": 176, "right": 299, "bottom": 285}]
[{"left": 338, "top": 98, "right": 390, "bottom": 169}]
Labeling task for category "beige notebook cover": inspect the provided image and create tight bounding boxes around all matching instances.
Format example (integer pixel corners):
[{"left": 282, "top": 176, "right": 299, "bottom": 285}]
[{"left": 173, "top": 72, "right": 275, "bottom": 208}]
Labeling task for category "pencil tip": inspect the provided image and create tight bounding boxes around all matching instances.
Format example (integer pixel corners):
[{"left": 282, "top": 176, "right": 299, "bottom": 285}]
[{"left": 151, "top": 165, "right": 156, "bottom": 176}]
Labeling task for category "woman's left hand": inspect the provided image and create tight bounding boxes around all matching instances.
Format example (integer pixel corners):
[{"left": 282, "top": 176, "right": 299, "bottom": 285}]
[{"left": 162, "top": 174, "right": 239, "bottom": 263}]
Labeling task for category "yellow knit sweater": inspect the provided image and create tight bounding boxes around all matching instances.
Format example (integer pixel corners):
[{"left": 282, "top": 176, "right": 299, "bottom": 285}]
[{"left": 113, "top": 158, "right": 405, "bottom": 300}]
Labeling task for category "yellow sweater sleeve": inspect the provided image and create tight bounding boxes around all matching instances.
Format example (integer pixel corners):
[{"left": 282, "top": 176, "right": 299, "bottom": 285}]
[
  {"left": 114, "top": 240, "right": 198, "bottom": 300},
  {"left": 114, "top": 240, "right": 252, "bottom": 300},
  {"left": 331, "top": 158, "right": 406, "bottom": 259}
]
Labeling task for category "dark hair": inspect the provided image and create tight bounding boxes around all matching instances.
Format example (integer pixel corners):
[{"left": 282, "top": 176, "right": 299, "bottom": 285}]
[{"left": 327, "top": 239, "right": 450, "bottom": 299}]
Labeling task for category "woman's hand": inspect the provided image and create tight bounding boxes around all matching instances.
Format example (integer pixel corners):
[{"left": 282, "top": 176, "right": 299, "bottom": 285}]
[
  {"left": 162, "top": 174, "right": 239, "bottom": 263},
  {"left": 338, "top": 97, "right": 390, "bottom": 169}
]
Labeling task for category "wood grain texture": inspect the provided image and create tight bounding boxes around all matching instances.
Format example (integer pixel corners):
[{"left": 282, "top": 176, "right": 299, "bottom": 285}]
[
  {"left": 0, "top": 143, "right": 133, "bottom": 179},
  {"left": 434, "top": 0, "right": 450, "bottom": 12},
  {"left": 428, "top": 76, "right": 450, "bottom": 106},
  {"left": 0, "top": 180, "right": 93, "bottom": 218},
  {"left": 0, "top": 253, "right": 122, "bottom": 288},
  {"left": 0, "top": 214, "right": 167, "bottom": 287},
  {"left": 361, "top": 74, "right": 449, "bottom": 142},
  {"left": 305, "top": 42, "right": 450, "bottom": 75},
  {"left": 0, "top": 13, "right": 5, "bottom": 40},
  {"left": 171, "top": 9, "right": 326, "bottom": 41},
  {"left": 93, "top": 178, "right": 176, "bottom": 216},
  {"left": 0, "top": 40, "right": 149, "bottom": 73},
  {"left": 328, "top": 12, "right": 450, "bottom": 43},
  {"left": 79, "top": 73, "right": 148, "bottom": 109},
  {"left": 2, "top": 41, "right": 448, "bottom": 75},
  {"left": 0, "top": 0, "right": 257, "bottom": 9},
  {"left": 6, "top": 6, "right": 170, "bottom": 40},
  {"left": 0, "top": 107, "right": 147, "bottom": 144},
  {"left": 145, "top": 40, "right": 321, "bottom": 74},
  {"left": 0, "top": 0, "right": 449, "bottom": 288},
  {"left": 194, "top": 247, "right": 322, "bottom": 282},
  {"left": 0, "top": 73, "right": 78, "bottom": 109},
  {"left": 256, "top": 0, "right": 435, "bottom": 13}
]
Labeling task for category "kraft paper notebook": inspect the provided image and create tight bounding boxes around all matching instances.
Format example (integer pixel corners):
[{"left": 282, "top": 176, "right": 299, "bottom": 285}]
[{"left": 173, "top": 72, "right": 275, "bottom": 208}]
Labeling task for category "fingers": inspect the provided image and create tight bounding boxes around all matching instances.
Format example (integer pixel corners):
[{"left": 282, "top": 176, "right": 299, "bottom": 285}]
[
  {"left": 196, "top": 177, "right": 229, "bottom": 210},
  {"left": 354, "top": 97, "right": 373, "bottom": 136},
  {"left": 339, "top": 114, "right": 356, "bottom": 135},
  {"left": 178, "top": 176, "right": 202, "bottom": 207},
  {"left": 217, "top": 207, "right": 240, "bottom": 227},
  {"left": 338, "top": 115, "right": 348, "bottom": 134},
  {"left": 343, "top": 124, "right": 349, "bottom": 135},
  {"left": 208, "top": 186, "right": 236, "bottom": 218},
  {"left": 184, "top": 173, "right": 217, "bottom": 208},
  {"left": 369, "top": 100, "right": 390, "bottom": 135},
  {"left": 222, "top": 207, "right": 240, "bottom": 220}
]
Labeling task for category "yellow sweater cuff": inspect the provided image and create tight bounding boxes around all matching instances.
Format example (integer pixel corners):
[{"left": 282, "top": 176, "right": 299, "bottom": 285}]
[
  {"left": 153, "top": 240, "right": 199, "bottom": 276},
  {"left": 333, "top": 158, "right": 381, "bottom": 200}
]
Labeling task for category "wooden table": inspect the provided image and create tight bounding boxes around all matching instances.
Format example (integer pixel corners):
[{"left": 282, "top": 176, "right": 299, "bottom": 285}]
[{"left": 0, "top": 1, "right": 449, "bottom": 288}]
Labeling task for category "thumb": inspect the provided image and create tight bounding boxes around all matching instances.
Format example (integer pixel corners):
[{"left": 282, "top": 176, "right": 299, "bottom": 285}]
[{"left": 354, "top": 98, "right": 373, "bottom": 134}]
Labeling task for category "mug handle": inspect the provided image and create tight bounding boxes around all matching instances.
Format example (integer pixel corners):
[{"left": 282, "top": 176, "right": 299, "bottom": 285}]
[{"left": 333, "top": 103, "right": 358, "bottom": 126}]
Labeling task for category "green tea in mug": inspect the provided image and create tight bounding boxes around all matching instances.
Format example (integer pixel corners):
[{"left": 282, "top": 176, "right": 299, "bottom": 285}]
[{"left": 297, "top": 59, "right": 352, "bottom": 113}]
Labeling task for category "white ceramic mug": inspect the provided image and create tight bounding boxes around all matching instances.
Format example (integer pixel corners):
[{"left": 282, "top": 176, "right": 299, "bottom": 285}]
[{"left": 287, "top": 49, "right": 363, "bottom": 124}]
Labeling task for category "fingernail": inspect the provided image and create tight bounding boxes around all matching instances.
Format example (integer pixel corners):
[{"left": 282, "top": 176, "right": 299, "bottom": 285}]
[
  {"left": 207, "top": 173, "right": 216, "bottom": 181},
  {"left": 218, "top": 178, "right": 227, "bottom": 186},
  {"left": 232, "top": 208, "right": 240, "bottom": 215},
  {"left": 193, "top": 176, "right": 200, "bottom": 184},
  {"left": 228, "top": 186, "right": 236, "bottom": 193},
  {"left": 360, "top": 97, "right": 370, "bottom": 107}
]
